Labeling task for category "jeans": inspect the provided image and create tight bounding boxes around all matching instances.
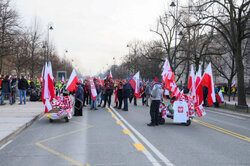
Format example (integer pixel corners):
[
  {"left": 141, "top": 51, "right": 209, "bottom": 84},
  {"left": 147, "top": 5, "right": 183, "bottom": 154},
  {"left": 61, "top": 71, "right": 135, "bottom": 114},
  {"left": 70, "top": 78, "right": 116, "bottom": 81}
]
[
  {"left": 1, "top": 92, "right": 12, "bottom": 104},
  {"left": 91, "top": 98, "right": 97, "bottom": 108},
  {"left": 96, "top": 93, "right": 101, "bottom": 105},
  {"left": 123, "top": 97, "right": 128, "bottom": 110},
  {"left": 19, "top": 90, "right": 26, "bottom": 104}
]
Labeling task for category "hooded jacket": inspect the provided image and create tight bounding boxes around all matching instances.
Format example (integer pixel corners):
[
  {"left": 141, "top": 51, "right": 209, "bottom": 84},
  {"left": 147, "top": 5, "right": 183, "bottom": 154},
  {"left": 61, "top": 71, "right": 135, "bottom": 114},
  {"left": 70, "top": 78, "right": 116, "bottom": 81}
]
[{"left": 150, "top": 83, "right": 163, "bottom": 100}]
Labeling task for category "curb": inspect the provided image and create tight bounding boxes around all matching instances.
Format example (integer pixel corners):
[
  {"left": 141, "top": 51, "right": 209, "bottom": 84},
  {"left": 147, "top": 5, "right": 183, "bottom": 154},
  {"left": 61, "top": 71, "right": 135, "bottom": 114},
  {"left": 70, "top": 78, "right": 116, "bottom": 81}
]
[{"left": 0, "top": 112, "right": 44, "bottom": 149}]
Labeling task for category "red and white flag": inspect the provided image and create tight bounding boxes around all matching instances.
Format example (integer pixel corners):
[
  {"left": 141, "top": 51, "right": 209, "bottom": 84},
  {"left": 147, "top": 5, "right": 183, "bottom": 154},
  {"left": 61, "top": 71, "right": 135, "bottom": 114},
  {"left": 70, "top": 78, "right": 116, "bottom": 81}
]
[
  {"left": 89, "top": 77, "right": 97, "bottom": 100},
  {"left": 231, "top": 81, "right": 236, "bottom": 87},
  {"left": 161, "top": 58, "right": 175, "bottom": 89},
  {"left": 195, "top": 65, "right": 203, "bottom": 107},
  {"left": 66, "top": 69, "right": 79, "bottom": 92},
  {"left": 129, "top": 72, "right": 140, "bottom": 98},
  {"left": 108, "top": 70, "right": 112, "bottom": 79},
  {"left": 44, "top": 99, "right": 52, "bottom": 113},
  {"left": 42, "top": 62, "right": 55, "bottom": 113},
  {"left": 195, "top": 104, "right": 206, "bottom": 117},
  {"left": 216, "top": 90, "right": 224, "bottom": 104},
  {"left": 200, "top": 63, "right": 216, "bottom": 106},
  {"left": 188, "top": 65, "right": 196, "bottom": 102}
]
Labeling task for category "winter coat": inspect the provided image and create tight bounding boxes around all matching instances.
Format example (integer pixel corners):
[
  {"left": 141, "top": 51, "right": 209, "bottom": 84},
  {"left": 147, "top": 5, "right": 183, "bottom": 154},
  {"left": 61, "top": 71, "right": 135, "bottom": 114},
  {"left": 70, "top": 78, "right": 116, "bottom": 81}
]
[
  {"left": 151, "top": 83, "right": 163, "bottom": 100},
  {"left": 1, "top": 78, "right": 11, "bottom": 93},
  {"left": 75, "top": 85, "right": 84, "bottom": 102},
  {"left": 18, "top": 78, "right": 28, "bottom": 90},
  {"left": 122, "top": 83, "right": 131, "bottom": 98}
]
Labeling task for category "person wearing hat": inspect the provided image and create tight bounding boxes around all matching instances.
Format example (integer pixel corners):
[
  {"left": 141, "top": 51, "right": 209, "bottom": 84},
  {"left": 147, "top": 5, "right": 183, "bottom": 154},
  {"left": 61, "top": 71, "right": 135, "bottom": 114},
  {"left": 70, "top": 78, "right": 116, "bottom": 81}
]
[
  {"left": 74, "top": 81, "right": 84, "bottom": 116},
  {"left": 147, "top": 78, "right": 163, "bottom": 126}
]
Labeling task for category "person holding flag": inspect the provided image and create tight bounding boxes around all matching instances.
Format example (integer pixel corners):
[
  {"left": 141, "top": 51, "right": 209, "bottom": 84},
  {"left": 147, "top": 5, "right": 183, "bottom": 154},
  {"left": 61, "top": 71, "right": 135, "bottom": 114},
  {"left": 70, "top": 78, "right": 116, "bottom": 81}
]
[
  {"left": 147, "top": 78, "right": 163, "bottom": 126},
  {"left": 90, "top": 77, "right": 98, "bottom": 110}
]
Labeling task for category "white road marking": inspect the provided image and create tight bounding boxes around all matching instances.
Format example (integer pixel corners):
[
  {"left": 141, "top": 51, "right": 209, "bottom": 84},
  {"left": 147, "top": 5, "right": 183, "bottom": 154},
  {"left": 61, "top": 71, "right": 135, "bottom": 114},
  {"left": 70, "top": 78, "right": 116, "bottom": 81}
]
[
  {"left": 0, "top": 140, "right": 12, "bottom": 151},
  {"left": 111, "top": 107, "right": 174, "bottom": 166},
  {"left": 110, "top": 111, "right": 161, "bottom": 166}
]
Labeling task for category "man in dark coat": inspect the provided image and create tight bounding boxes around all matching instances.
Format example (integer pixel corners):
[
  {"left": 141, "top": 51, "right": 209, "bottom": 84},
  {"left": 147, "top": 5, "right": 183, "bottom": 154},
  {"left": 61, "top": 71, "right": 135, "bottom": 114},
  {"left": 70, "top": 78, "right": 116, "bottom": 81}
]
[
  {"left": 74, "top": 81, "right": 84, "bottom": 116},
  {"left": 102, "top": 78, "right": 114, "bottom": 108},
  {"left": 18, "top": 75, "right": 28, "bottom": 104},
  {"left": 1, "top": 75, "right": 12, "bottom": 105},
  {"left": 122, "top": 79, "right": 130, "bottom": 111}
]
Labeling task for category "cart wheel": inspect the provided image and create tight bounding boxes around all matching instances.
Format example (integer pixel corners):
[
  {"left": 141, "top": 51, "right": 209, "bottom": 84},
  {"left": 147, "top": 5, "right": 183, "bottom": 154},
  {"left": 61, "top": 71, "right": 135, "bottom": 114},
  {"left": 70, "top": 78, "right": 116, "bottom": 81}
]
[
  {"left": 159, "top": 118, "right": 165, "bottom": 125},
  {"left": 65, "top": 117, "right": 69, "bottom": 123},
  {"left": 185, "top": 119, "right": 191, "bottom": 126},
  {"left": 49, "top": 119, "right": 53, "bottom": 123}
]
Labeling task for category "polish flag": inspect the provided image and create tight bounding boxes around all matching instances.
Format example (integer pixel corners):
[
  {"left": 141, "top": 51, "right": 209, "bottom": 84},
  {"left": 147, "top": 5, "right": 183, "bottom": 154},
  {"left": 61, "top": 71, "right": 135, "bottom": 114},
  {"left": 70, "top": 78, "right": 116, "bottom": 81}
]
[
  {"left": 39, "top": 66, "right": 44, "bottom": 83},
  {"left": 89, "top": 77, "right": 97, "bottom": 100},
  {"left": 108, "top": 70, "right": 112, "bottom": 79},
  {"left": 129, "top": 72, "right": 140, "bottom": 98},
  {"left": 161, "top": 58, "right": 175, "bottom": 89},
  {"left": 42, "top": 62, "right": 55, "bottom": 103},
  {"left": 195, "top": 65, "right": 203, "bottom": 107},
  {"left": 188, "top": 65, "right": 196, "bottom": 102},
  {"left": 231, "top": 81, "right": 236, "bottom": 87},
  {"left": 216, "top": 90, "right": 224, "bottom": 104},
  {"left": 200, "top": 63, "right": 216, "bottom": 106},
  {"left": 66, "top": 69, "right": 79, "bottom": 92},
  {"left": 195, "top": 104, "right": 206, "bottom": 117},
  {"left": 44, "top": 99, "right": 52, "bottom": 113}
]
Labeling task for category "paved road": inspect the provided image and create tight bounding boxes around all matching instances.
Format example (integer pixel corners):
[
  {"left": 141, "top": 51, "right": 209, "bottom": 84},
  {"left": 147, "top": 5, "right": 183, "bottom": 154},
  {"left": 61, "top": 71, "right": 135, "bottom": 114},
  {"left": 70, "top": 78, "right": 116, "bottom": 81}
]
[{"left": 0, "top": 100, "right": 250, "bottom": 166}]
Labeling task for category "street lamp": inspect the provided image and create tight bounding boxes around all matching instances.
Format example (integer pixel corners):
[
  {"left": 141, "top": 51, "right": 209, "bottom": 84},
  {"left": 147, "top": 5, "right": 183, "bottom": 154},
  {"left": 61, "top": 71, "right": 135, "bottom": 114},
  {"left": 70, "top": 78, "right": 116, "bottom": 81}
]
[
  {"left": 170, "top": 0, "right": 178, "bottom": 74},
  {"left": 47, "top": 23, "right": 53, "bottom": 62}
]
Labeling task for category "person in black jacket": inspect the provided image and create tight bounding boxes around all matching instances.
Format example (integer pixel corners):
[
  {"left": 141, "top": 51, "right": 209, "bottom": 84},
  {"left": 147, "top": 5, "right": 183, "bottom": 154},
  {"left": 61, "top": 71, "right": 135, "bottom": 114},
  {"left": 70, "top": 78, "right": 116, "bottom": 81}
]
[
  {"left": 74, "top": 81, "right": 84, "bottom": 116},
  {"left": 122, "top": 79, "right": 130, "bottom": 111},
  {"left": 1, "top": 75, "right": 12, "bottom": 105},
  {"left": 18, "top": 75, "right": 28, "bottom": 105}
]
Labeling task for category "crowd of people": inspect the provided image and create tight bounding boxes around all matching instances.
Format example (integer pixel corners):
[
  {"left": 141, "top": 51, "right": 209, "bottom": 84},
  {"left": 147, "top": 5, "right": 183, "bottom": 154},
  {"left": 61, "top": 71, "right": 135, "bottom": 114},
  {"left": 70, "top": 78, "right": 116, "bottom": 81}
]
[{"left": 0, "top": 74, "right": 42, "bottom": 105}]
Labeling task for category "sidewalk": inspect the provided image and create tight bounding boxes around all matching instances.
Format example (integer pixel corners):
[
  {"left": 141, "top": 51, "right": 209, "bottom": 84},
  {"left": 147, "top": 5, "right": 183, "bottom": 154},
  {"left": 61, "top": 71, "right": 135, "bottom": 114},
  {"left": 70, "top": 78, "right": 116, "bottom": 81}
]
[
  {"left": 223, "top": 96, "right": 250, "bottom": 107},
  {"left": 0, "top": 101, "right": 43, "bottom": 148}
]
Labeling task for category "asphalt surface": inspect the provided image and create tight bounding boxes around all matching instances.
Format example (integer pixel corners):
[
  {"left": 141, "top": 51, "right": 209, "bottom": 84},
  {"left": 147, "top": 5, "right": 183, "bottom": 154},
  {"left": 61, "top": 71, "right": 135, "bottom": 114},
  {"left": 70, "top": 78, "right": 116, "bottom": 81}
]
[{"left": 0, "top": 99, "right": 250, "bottom": 166}]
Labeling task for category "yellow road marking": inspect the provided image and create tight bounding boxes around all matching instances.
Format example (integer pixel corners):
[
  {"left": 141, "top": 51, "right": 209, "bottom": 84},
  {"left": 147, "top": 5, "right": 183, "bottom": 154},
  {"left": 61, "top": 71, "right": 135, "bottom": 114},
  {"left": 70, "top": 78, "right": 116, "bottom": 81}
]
[
  {"left": 123, "top": 129, "right": 131, "bottom": 134},
  {"left": 112, "top": 115, "right": 117, "bottom": 117},
  {"left": 35, "top": 121, "right": 93, "bottom": 165},
  {"left": 86, "top": 164, "right": 90, "bottom": 166},
  {"left": 36, "top": 142, "right": 84, "bottom": 166},
  {"left": 134, "top": 143, "right": 146, "bottom": 151},
  {"left": 193, "top": 119, "right": 250, "bottom": 142},
  {"left": 108, "top": 110, "right": 112, "bottom": 113},
  {"left": 116, "top": 121, "right": 122, "bottom": 125}
]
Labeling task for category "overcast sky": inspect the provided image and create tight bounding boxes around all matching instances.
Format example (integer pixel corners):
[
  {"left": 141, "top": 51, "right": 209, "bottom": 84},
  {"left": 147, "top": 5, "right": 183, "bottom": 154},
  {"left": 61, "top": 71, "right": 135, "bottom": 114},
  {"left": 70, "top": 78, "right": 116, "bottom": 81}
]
[{"left": 14, "top": 0, "right": 173, "bottom": 75}]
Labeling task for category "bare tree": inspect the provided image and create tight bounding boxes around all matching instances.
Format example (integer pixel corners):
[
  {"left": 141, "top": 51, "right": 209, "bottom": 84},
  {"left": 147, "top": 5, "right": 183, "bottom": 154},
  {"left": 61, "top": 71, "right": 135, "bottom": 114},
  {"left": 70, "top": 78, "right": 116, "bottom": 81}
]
[{"left": 188, "top": 0, "right": 250, "bottom": 106}]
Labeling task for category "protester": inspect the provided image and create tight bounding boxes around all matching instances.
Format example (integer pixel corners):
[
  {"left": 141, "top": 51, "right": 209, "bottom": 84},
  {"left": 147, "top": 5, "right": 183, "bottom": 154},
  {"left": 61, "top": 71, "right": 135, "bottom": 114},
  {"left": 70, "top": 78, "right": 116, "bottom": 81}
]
[
  {"left": 116, "top": 80, "right": 123, "bottom": 109},
  {"left": 147, "top": 78, "right": 163, "bottom": 126},
  {"left": 232, "top": 86, "right": 237, "bottom": 101},
  {"left": 140, "top": 82, "right": 146, "bottom": 105},
  {"left": 95, "top": 79, "right": 102, "bottom": 108},
  {"left": 18, "top": 75, "right": 28, "bottom": 105},
  {"left": 90, "top": 78, "right": 98, "bottom": 110},
  {"left": 122, "top": 79, "right": 130, "bottom": 111},
  {"left": 129, "top": 88, "right": 137, "bottom": 106},
  {"left": 74, "top": 81, "right": 83, "bottom": 116},
  {"left": 82, "top": 80, "right": 89, "bottom": 106},
  {"left": 1, "top": 75, "right": 12, "bottom": 105},
  {"left": 102, "top": 78, "right": 114, "bottom": 108}
]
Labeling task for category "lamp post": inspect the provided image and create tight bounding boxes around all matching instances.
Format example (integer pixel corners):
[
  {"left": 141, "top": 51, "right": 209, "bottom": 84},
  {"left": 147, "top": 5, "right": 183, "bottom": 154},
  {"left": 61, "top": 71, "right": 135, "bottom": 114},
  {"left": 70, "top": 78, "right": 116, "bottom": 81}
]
[
  {"left": 170, "top": 0, "right": 178, "bottom": 74},
  {"left": 47, "top": 23, "right": 53, "bottom": 62}
]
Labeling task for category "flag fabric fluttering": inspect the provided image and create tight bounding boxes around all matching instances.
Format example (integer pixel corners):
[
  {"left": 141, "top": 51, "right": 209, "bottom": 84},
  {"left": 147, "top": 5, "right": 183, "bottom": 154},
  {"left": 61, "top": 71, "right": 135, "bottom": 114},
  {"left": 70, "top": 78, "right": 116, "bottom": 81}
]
[
  {"left": 195, "top": 65, "right": 203, "bottom": 107},
  {"left": 216, "top": 89, "right": 224, "bottom": 104},
  {"left": 42, "top": 62, "right": 55, "bottom": 113},
  {"left": 129, "top": 72, "right": 140, "bottom": 98},
  {"left": 89, "top": 77, "right": 97, "bottom": 100},
  {"left": 200, "top": 63, "right": 216, "bottom": 106},
  {"left": 108, "top": 70, "right": 112, "bottom": 79},
  {"left": 188, "top": 65, "right": 196, "bottom": 102},
  {"left": 62, "top": 75, "right": 65, "bottom": 83},
  {"left": 195, "top": 104, "right": 206, "bottom": 117},
  {"left": 66, "top": 69, "right": 79, "bottom": 92},
  {"left": 231, "top": 81, "right": 236, "bottom": 87},
  {"left": 161, "top": 58, "right": 175, "bottom": 89}
]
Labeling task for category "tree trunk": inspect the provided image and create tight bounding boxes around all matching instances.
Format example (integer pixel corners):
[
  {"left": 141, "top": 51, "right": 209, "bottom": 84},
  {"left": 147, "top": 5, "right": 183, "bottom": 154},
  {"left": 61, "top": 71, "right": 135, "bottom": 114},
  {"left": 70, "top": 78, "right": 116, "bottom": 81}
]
[{"left": 235, "top": 45, "right": 247, "bottom": 106}]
